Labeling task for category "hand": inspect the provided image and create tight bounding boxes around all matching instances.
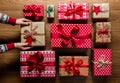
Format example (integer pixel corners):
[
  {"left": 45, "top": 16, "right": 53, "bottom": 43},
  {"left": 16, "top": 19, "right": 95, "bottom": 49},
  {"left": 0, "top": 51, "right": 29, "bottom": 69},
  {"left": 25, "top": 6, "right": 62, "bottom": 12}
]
[
  {"left": 16, "top": 18, "right": 32, "bottom": 25},
  {"left": 14, "top": 43, "right": 32, "bottom": 50}
]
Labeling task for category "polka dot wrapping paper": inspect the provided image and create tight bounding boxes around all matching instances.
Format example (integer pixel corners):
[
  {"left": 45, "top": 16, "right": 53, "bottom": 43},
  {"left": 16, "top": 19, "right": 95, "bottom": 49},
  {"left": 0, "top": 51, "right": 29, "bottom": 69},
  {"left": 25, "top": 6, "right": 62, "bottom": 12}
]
[
  {"left": 20, "top": 51, "right": 56, "bottom": 78},
  {"left": 93, "top": 49, "right": 112, "bottom": 76},
  {"left": 23, "top": 4, "right": 44, "bottom": 20},
  {"left": 51, "top": 23, "right": 92, "bottom": 48},
  {"left": 58, "top": 3, "right": 89, "bottom": 20}
]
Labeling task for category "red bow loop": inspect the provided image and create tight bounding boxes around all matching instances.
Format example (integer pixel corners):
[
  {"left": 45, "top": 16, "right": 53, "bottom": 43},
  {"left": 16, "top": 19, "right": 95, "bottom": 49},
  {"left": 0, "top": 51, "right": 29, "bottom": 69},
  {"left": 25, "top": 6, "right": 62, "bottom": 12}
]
[{"left": 98, "top": 29, "right": 109, "bottom": 35}]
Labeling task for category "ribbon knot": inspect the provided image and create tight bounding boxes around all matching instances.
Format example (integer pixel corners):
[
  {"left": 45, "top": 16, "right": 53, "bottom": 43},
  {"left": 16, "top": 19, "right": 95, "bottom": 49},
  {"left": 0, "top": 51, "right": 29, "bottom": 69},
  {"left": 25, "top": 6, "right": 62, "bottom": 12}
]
[
  {"left": 98, "top": 29, "right": 109, "bottom": 35},
  {"left": 57, "top": 24, "right": 91, "bottom": 47},
  {"left": 24, "top": 25, "right": 38, "bottom": 45},
  {"left": 93, "top": 55, "right": 112, "bottom": 69}
]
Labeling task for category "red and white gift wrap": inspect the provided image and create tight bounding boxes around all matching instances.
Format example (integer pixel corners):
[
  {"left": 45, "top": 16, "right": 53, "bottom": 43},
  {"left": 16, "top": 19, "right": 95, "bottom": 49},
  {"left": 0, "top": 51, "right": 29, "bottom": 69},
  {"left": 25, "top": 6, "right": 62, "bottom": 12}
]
[
  {"left": 59, "top": 56, "right": 89, "bottom": 76},
  {"left": 23, "top": 4, "right": 44, "bottom": 20},
  {"left": 93, "top": 49, "right": 112, "bottom": 76},
  {"left": 20, "top": 51, "right": 55, "bottom": 77},
  {"left": 58, "top": 3, "right": 89, "bottom": 20},
  {"left": 51, "top": 23, "right": 92, "bottom": 48}
]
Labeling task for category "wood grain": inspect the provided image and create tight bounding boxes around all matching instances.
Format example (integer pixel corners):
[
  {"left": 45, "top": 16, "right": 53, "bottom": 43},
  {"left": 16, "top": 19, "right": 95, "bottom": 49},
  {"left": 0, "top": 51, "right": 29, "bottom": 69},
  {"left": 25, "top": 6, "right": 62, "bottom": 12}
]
[{"left": 0, "top": 0, "right": 120, "bottom": 83}]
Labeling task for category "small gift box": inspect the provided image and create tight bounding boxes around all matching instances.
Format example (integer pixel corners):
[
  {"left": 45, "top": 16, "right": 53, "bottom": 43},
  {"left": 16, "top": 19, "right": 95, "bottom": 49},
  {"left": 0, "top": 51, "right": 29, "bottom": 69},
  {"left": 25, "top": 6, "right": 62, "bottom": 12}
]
[
  {"left": 47, "top": 5, "right": 54, "bottom": 18},
  {"left": 20, "top": 51, "right": 56, "bottom": 77},
  {"left": 58, "top": 2, "right": 89, "bottom": 20},
  {"left": 23, "top": 4, "right": 44, "bottom": 20},
  {"left": 92, "top": 3, "right": 109, "bottom": 19},
  {"left": 95, "top": 22, "right": 111, "bottom": 43},
  {"left": 21, "top": 22, "right": 45, "bottom": 46},
  {"left": 59, "top": 56, "right": 89, "bottom": 76},
  {"left": 93, "top": 49, "right": 112, "bottom": 76},
  {"left": 51, "top": 23, "right": 92, "bottom": 48}
]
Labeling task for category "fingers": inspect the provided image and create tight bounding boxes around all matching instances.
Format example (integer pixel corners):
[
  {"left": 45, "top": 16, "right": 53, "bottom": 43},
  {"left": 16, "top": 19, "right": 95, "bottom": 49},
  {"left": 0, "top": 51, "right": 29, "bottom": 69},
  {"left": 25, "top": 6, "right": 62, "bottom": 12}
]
[
  {"left": 22, "top": 18, "right": 32, "bottom": 22},
  {"left": 21, "top": 47, "right": 33, "bottom": 50}
]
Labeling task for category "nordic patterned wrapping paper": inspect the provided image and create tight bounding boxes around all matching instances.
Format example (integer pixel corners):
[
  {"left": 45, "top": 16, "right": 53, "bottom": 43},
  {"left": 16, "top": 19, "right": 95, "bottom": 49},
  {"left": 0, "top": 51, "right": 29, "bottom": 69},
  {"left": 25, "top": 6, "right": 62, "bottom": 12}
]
[
  {"left": 20, "top": 51, "right": 56, "bottom": 77},
  {"left": 93, "top": 49, "right": 112, "bottom": 76},
  {"left": 58, "top": 3, "right": 89, "bottom": 20},
  {"left": 96, "top": 22, "right": 111, "bottom": 43},
  {"left": 51, "top": 23, "right": 92, "bottom": 48},
  {"left": 92, "top": 3, "right": 109, "bottom": 19},
  {"left": 21, "top": 22, "right": 45, "bottom": 46}
]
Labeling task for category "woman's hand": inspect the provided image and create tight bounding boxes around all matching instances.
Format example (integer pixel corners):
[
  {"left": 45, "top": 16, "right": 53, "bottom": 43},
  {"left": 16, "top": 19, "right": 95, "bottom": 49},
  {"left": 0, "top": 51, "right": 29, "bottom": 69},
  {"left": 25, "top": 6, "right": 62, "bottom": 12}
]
[
  {"left": 14, "top": 43, "right": 32, "bottom": 50},
  {"left": 16, "top": 18, "right": 32, "bottom": 25}
]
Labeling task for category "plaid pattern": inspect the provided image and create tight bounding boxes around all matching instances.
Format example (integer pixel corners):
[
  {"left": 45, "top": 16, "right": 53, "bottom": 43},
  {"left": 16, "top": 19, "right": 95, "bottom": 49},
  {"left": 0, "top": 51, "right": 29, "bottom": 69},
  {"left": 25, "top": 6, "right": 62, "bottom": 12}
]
[
  {"left": 58, "top": 3, "right": 89, "bottom": 20},
  {"left": 93, "top": 49, "right": 112, "bottom": 76},
  {"left": 51, "top": 23, "right": 92, "bottom": 48},
  {"left": 20, "top": 51, "right": 56, "bottom": 77}
]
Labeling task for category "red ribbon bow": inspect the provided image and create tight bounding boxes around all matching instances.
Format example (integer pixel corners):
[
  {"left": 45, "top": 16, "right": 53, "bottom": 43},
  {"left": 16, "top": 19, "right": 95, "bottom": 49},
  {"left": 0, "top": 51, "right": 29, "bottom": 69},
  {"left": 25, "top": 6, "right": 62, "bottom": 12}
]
[
  {"left": 57, "top": 24, "right": 91, "bottom": 47},
  {"left": 98, "top": 29, "right": 109, "bottom": 36},
  {"left": 21, "top": 52, "right": 45, "bottom": 73},
  {"left": 23, "top": 24, "right": 38, "bottom": 45},
  {"left": 25, "top": 4, "right": 41, "bottom": 20},
  {"left": 93, "top": 6, "right": 101, "bottom": 15},
  {"left": 60, "top": 56, "right": 88, "bottom": 76}
]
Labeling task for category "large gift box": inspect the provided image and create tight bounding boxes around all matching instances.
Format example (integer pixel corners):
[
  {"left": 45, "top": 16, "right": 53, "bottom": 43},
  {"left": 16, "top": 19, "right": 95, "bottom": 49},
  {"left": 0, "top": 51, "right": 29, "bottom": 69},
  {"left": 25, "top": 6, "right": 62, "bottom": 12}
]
[
  {"left": 92, "top": 3, "right": 109, "bottom": 19},
  {"left": 58, "top": 2, "right": 89, "bottom": 20},
  {"left": 95, "top": 22, "right": 111, "bottom": 43},
  {"left": 51, "top": 23, "right": 92, "bottom": 48},
  {"left": 59, "top": 56, "right": 89, "bottom": 76},
  {"left": 93, "top": 49, "right": 112, "bottom": 76},
  {"left": 23, "top": 4, "right": 44, "bottom": 20},
  {"left": 47, "top": 5, "right": 55, "bottom": 18},
  {"left": 21, "top": 22, "right": 45, "bottom": 46},
  {"left": 20, "top": 51, "right": 56, "bottom": 77}
]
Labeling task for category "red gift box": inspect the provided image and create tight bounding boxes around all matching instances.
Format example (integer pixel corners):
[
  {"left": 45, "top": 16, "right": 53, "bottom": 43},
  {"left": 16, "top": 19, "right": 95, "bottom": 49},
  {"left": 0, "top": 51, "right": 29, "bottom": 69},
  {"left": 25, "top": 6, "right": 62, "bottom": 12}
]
[
  {"left": 23, "top": 4, "right": 44, "bottom": 20},
  {"left": 93, "top": 49, "right": 112, "bottom": 76},
  {"left": 20, "top": 51, "right": 55, "bottom": 77},
  {"left": 51, "top": 23, "right": 92, "bottom": 48},
  {"left": 59, "top": 56, "right": 89, "bottom": 76},
  {"left": 58, "top": 3, "right": 89, "bottom": 20}
]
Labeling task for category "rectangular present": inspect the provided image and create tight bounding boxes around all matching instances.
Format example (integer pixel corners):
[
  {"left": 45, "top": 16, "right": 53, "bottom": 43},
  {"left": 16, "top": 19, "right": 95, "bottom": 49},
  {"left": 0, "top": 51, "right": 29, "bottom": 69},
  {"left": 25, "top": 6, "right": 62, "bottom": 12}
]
[
  {"left": 59, "top": 56, "right": 89, "bottom": 76},
  {"left": 21, "top": 22, "right": 45, "bottom": 46},
  {"left": 58, "top": 3, "right": 89, "bottom": 20},
  {"left": 20, "top": 51, "right": 56, "bottom": 77},
  {"left": 47, "top": 5, "right": 55, "bottom": 18},
  {"left": 93, "top": 49, "right": 112, "bottom": 76},
  {"left": 23, "top": 4, "right": 44, "bottom": 20},
  {"left": 51, "top": 23, "right": 92, "bottom": 48},
  {"left": 95, "top": 22, "right": 111, "bottom": 43},
  {"left": 92, "top": 3, "right": 109, "bottom": 19}
]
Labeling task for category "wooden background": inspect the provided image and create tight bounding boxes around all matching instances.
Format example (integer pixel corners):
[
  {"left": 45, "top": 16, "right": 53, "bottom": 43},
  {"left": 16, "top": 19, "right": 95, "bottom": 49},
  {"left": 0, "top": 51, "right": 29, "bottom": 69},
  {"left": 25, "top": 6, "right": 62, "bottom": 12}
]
[{"left": 0, "top": 0, "right": 120, "bottom": 83}]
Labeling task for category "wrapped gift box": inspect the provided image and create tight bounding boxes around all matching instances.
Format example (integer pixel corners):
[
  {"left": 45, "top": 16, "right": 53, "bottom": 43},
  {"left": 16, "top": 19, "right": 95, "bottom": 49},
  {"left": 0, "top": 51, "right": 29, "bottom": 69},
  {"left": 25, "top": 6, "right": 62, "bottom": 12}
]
[
  {"left": 59, "top": 56, "right": 89, "bottom": 76},
  {"left": 23, "top": 4, "right": 44, "bottom": 20},
  {"left": 47, "top": 5, "right": 55, "bottom": 18},
  {"left": 95, "top": 22, "right": 111, "bottom": 43},
  {"left": 58, "top": 3, "right": 89, "bottom": 20},
  {"left": 21, "top": 22, "right": 45, "bottom": 46},
  {"left": 92, "top": 3, "right": 109, "bottom": 19},
  {"left": 51, "top": 23, "right": 92, "bottom": 48},
  {"left": 93, "top": 49, "right": 112, "bottom": 76},
  {"left": 20, "top": 51, "right": 56, "bottom": 77}
]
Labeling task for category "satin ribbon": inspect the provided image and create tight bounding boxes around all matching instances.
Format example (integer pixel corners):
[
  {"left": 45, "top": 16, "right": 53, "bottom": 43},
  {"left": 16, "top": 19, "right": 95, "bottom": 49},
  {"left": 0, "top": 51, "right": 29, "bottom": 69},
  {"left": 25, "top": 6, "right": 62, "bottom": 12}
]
[
  {"left": 47, "top": 5, "right": 53, "bottom": 17},
  {"left": 98, "top": 29, "right": 109, "bottom": 35},
  {"left": 60, "top": 56, "right": 88, "bottom": 76},
  {"left": 24, "top": 4, "right": 41, "bottom": 20},
  {"left": 23, "top": 23, "right": 38, "bottom": 45},
  {"left": 21, "top": 52, "right": 54, "bottom": 73},
  {"left": 93, "top": 55, "right": 112, "bottom": 69},
  {"left": 55, "top": 24, "right": 91, "bottom": 47}
]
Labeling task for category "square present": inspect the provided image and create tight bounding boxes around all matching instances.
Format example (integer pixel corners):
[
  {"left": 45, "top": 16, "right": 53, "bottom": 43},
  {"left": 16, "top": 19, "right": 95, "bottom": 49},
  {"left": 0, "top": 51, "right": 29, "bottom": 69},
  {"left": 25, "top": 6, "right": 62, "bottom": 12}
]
[
  {"left": 59, "top": 56, "right": 89, "bottom": 76},
  {"left": 21, "top": 22, "right": 45, "bottom": 46},
  {"left": 58, "top": 3, "right": 89, "bottom": 20},
  {"left": 23, "top": 4, "right": 44, "bottom": 20},
  {"left": 20, "top": 51, "right": 56, "bottom": 77},
  {"left": 51, "top": 23, "right": 92, "bottom": 48},
  {"left": 92, "top": 3, "right": 109, "bottom": 19},
  {"left": 93, "top": 49, "right": 112, "bottom": 76},
  {"left": 95, "top": 22, "right": 111, "bottom": 43},
  {"left": 47, "top": 5, "right": 55, "bottom": 18}
]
